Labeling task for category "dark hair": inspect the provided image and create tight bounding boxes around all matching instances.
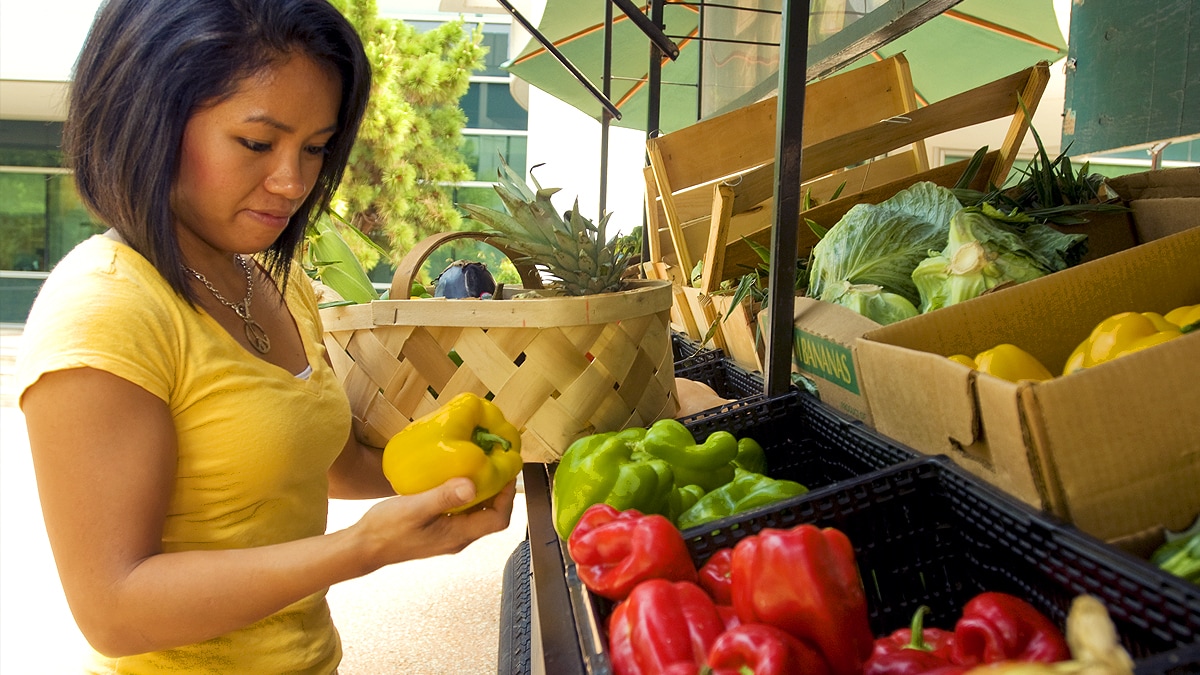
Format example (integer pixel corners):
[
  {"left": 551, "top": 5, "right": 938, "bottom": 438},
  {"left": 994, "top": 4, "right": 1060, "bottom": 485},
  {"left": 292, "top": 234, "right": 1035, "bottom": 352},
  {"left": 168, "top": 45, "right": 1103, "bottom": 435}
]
[{"left": 63, "top": 0, "right": 371, "bottom": 301}]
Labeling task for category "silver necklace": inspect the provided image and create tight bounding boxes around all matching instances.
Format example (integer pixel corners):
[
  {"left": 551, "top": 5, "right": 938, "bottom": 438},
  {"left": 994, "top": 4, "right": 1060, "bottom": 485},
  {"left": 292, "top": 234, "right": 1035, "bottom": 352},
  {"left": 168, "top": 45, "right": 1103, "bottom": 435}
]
[{"left": 185, "top": 255, "right": 271, "bottom": 354}]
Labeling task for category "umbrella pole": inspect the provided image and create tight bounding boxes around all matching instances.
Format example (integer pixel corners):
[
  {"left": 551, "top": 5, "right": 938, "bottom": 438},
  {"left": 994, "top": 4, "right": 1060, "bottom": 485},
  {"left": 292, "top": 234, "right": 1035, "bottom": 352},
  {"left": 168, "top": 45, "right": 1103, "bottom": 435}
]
[
  {"left": 600, "top": 0, "right": 614, "bottom": 217},
  {"left": 764, "top": 0, "right": 811, "bottom": 397},
  {"left": 647, "top": 0, "right": 664, "bottom": 137}
]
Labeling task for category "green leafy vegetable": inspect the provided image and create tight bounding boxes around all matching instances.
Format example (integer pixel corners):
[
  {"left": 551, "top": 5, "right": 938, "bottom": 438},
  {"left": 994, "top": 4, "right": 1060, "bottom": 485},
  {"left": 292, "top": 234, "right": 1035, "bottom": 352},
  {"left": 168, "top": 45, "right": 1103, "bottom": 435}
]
[
  {"left": 911, "top": 207, "right": 1086, "bottom": 313},
  {"left": 822, "top": 281, "right": 919, "bottom": 325},
  {"left": 807, "top": 181, "right": 961, "bottom": 308}
]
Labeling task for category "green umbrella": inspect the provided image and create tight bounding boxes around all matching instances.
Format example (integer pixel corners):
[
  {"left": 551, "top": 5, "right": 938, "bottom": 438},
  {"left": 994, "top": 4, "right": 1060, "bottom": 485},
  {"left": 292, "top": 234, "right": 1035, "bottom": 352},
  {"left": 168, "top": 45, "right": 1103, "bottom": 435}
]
[
  {"left": 833, "top": 0, "right": 1067, "bottom": 105},
  {"left": 504, "top": 1, "right": 701, "bottom": 134},
  {"left": 504, "top": 0, "right": 1065, "bottom": 132}
]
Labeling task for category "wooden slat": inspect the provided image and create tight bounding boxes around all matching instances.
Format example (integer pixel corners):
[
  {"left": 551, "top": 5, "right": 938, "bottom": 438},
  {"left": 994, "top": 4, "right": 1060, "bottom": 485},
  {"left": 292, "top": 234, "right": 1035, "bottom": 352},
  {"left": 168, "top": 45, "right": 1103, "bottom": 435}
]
[
  {"left": 700, "top": 183, "right": 737, "bottom": 294},
  {"left": 798, "top": 66, "right": 1040, "bottom": 183}
]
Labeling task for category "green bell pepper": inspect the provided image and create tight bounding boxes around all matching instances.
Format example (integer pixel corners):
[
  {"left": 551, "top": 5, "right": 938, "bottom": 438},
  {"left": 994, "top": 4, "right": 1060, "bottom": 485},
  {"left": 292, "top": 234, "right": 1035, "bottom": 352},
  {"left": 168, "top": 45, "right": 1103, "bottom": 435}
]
[
  {"left": 675, "top": 468, "right": 809, "bottom": 531},
  {"left": 552, "top": 427, "right": 676, "bottom": 540},
  {"left": 667, "top": 483, "right": 706, "bottom": 522},
  {"left": 732, "top": 437, "right": 767, "bottom": 474},
  {"left": 634, "top": 418, "right": 738, "bottom": 492}
]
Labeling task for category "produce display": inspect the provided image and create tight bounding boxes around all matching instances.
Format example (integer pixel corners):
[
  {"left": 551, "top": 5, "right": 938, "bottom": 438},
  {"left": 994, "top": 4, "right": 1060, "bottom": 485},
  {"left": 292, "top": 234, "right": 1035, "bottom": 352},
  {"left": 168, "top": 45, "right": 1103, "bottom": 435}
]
[
  {"left": 806, "top": 182, "right": 1087, "bottom": 325},
  {"left": 566, "top": 504, "right": 698, "bottom": 602},
  {"left": 1062, "top": 308, "right": 1194, "bottom": 374},
  {"left": 551, "top": 419, "right": 807, "bottom": 539},
  {"left": 911, "top": 205, "right": 1084, "bottom": 313},
  {"left": 948, "top": 303, "right": 1198, "bottom": 383},
  {"left": 674, "top": 469, "right": 808, "bottom": 531},
  {"left": 380, "top": 391, "right": 523, "bottom": 513},
  {"left": 947, "top": 344, "right": 1054, "bottom": 383},
  {"left": 567, "top": 508, "right": 1136, "bottom": 675}
]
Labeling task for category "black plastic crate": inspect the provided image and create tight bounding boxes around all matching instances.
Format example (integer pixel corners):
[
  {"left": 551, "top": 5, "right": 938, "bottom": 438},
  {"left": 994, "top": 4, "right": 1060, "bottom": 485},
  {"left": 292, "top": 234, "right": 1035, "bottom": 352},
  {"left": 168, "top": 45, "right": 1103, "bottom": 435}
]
[
  {"left": 550, "top": 391, "right": 921, "bottom": 674},
  {"left": 671, "top": 331, "right": 721, "bottom": 366},
  {"left": 673, "top": 351, "right": 766, "bottom": 400},
  {"left": 564, "top": 457, "right": 1200, "bottom": 675}
]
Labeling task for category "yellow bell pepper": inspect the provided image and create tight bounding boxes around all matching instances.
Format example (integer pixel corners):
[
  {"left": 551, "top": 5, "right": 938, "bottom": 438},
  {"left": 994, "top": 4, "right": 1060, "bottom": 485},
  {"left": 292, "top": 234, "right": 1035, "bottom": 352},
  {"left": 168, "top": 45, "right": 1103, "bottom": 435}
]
[
  {"left": 382, "top": 392, "right": 523, "bottom": 513},
  {"left": 1165, "top": 303, "right": 1200, "bottom": 331},
  {"left": 1062, "top": 311, "right": 1183, "bottom": 375},
  {"left": 947, "top": 343, "right": 1054, "bottom": 383}
]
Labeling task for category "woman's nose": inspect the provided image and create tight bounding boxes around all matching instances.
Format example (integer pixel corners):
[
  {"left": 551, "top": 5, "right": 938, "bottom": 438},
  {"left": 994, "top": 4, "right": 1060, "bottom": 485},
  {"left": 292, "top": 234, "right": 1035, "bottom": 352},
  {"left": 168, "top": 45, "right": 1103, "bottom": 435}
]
[{"left": 265, "top": 156, "right": 307, "bottom": 199}]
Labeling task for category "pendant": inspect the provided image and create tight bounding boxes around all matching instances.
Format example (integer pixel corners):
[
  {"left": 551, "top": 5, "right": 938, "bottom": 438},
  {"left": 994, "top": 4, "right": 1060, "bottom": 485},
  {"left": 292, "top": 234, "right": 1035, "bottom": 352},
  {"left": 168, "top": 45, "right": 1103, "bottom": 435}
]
[{"left": 244, "top": 318, "right": 271, "bottom": 354}]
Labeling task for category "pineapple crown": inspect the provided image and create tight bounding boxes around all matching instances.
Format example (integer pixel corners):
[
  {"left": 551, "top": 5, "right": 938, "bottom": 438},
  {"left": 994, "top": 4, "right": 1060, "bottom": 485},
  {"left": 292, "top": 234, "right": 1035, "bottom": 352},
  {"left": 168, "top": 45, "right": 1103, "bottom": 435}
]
[{"left": 459, "top": 156, "right": 633, "bottom": 296}]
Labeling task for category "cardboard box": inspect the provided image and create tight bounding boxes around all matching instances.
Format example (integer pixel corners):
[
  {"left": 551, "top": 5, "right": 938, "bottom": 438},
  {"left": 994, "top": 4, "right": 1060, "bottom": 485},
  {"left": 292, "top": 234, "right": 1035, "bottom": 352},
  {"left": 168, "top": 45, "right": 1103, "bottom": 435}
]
[
  {"left": 770, "top": 299, "right": 879, "bottom": 425},
  {"left": 855, "top": 225, "right": 1200, "bottom": 542},
  {"left": 788, "top": 167, "right": 1195, "bottom": 428}
]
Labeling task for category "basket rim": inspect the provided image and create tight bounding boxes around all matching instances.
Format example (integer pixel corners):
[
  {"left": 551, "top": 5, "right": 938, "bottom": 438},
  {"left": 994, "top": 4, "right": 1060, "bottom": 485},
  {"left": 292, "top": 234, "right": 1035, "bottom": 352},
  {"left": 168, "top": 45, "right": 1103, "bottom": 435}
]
[{"left": 321, "top": 278, "right": 674, "bottom": 330}]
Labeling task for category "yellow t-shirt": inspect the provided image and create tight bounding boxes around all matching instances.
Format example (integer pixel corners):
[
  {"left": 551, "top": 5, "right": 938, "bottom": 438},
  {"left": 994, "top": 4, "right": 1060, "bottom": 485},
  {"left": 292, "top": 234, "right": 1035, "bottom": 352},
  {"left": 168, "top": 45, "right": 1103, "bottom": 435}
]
[{"left": 17, "top": 235, "right": 351, "bottom": 674}]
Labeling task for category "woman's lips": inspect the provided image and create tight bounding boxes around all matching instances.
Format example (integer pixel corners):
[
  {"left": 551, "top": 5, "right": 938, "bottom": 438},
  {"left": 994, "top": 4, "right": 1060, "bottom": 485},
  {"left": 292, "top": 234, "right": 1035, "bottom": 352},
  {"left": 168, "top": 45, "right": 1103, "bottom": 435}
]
[{"left": 247, "top": 208, "right": 292, "bottom": 229}]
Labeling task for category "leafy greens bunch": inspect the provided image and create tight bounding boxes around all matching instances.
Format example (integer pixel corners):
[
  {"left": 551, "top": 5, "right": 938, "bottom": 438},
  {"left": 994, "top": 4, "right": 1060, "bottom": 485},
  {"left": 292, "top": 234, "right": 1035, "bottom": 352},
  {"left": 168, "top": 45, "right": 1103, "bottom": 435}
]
[{"left": 807, "top": 177, "right": 1088, "bottom": 325}]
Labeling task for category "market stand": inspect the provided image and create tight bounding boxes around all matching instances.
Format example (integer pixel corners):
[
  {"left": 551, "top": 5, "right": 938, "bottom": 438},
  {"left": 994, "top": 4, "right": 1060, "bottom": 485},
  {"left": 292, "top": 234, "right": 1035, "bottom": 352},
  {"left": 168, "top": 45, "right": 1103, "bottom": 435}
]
[{"left": 496, "top": 1, "right": 1200, "bottom": 673}]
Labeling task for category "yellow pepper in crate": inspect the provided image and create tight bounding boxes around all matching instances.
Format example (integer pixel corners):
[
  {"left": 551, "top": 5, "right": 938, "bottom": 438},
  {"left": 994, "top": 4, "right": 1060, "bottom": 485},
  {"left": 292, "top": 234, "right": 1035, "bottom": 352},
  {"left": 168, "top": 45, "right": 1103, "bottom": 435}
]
[
  {"left": 382, "top": 392, "right": 523, "bottom": 513},
  {"left": 1062, "top": 312, "right": 1183, "bottom": 375},
  {"left": 948, "top": 344, "right": 1054, "bottom": 383},
  {"left": 1165, "top": 303, "right": 1200, "bottom": 331}
]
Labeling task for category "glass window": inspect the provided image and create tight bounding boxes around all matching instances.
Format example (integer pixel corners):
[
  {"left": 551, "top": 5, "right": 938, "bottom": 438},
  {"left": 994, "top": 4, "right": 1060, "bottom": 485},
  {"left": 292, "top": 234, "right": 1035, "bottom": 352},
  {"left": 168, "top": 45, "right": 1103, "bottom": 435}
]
[
  {"left": 0, "top": 171, "right": 100, "bottom": 273},
  {"left": 461, "top": 82, "right": 529, "bottom": 130},
  {"left": 461, "top": 134, "right": 527, "bottom": 179},
  {"left": 477, "top": 23, "right": 511, "bottom": 77},
  {"left": 0, "top": 120, "right": 63, "bottom": 168},
  {"left": 0, "top": 170, "right": 103, "bottom": 323}
]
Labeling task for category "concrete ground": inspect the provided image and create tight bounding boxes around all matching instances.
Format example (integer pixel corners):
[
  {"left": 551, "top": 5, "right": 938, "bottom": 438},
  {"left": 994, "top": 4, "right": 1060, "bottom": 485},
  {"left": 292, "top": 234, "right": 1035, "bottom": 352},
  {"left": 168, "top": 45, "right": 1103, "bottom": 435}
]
[{"left": 0, "top": 328, "right": 530, "bottom": 674}]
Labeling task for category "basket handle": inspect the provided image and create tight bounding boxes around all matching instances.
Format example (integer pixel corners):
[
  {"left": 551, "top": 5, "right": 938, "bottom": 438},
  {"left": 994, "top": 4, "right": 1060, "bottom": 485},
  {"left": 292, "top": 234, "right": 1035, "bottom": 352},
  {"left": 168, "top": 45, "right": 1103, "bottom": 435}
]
[{"left": 390, "top": 231, "right": 544, "bottom": 299}]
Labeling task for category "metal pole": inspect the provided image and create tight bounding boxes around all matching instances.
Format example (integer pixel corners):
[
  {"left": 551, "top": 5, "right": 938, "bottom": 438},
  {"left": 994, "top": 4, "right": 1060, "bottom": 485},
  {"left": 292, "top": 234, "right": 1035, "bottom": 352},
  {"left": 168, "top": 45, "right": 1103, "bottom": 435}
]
[
  {"left": 648, "top": 0, "right": 664, "bottom": 135},
  {"left": 764, "top": 0, "right": 810, "bottom": 397},
  {"left": 494, "top": 0, "right": 622, "bottom": 121},
  {"left": 600, "top": 0, "right": 614, "bottom": 217},
  {"left": 611, "top": 0, "right": 681, "bottom": 59}
]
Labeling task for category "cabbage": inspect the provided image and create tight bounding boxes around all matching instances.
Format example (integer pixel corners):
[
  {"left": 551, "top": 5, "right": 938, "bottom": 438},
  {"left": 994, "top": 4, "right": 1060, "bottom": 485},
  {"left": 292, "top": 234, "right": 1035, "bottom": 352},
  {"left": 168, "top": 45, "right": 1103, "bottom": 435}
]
[
  {"left": 808, "top": 182, "right": 962, "bottom": 309},
  {"left": 912, "top": 207, "right": 1084, "bottom": 313},
  {"left": 822, "top": 281, "right": 919, "bottom": 325}
]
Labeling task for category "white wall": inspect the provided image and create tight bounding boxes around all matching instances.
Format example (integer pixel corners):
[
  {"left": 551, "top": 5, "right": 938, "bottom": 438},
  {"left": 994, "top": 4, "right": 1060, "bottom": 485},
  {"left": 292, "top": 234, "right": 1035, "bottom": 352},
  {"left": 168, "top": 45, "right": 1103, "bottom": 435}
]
[
  {"left": 0, "top": 0, "right": 100, "bottom": 81},
  {"left": 523, "top": 88, "right": 649, "bottom": 237}
]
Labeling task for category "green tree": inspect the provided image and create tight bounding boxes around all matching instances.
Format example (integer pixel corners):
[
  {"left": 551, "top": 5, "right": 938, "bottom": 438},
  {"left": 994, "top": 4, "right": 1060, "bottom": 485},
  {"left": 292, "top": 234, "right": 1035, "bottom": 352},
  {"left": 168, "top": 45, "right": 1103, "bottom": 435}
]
[{"left": 331, "top": 0, "right": 486, "bottom": 274}]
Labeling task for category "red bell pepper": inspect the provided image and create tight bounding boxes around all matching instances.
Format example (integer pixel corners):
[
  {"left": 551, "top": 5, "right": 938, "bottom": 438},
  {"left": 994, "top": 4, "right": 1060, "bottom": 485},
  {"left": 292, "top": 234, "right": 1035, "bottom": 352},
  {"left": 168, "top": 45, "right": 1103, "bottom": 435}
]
[
  {"left": 864, "top": 606, "right": 958, "bottom": 675},
  {"left": 567, "top": 503, "right": 697, "bottom": 601},
  {"left": 607, "top": 579, "right": 726, "bottom": 675},
  {"left": 698, "top": 547, "right": 734, "bottom": 605},
  {"left": 730, "top": 524, "right": 874, "bottom": 675},
  {"left": 707, "top": 623, "right": 833, "bottom": 675},
  {"left": 951, "top": 592, "right": 1070, "bottom": 666},
  {"left": 717, "top": 604, "right": 741, "bottom": 632}
]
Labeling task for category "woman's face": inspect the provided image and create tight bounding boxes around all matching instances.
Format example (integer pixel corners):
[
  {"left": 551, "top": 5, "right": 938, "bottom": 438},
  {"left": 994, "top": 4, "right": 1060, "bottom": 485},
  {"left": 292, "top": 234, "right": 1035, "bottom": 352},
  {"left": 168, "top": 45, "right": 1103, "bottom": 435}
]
[{"left": 172, "top": 53, "right": 342, "bottom": 260}]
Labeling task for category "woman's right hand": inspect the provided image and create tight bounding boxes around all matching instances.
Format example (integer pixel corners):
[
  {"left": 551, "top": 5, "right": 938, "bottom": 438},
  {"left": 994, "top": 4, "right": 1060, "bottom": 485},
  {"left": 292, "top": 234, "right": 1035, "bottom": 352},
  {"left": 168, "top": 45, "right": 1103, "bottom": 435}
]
[{"left": 350, "top": 476, "right": 518, "bottom": 571}]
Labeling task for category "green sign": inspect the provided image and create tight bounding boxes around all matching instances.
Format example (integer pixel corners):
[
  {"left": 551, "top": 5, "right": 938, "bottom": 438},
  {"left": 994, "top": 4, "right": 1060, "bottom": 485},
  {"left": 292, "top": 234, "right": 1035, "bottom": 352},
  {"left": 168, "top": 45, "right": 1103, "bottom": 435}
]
[{"left": 793, "top": 329, "right": 859, "bottom": 395}]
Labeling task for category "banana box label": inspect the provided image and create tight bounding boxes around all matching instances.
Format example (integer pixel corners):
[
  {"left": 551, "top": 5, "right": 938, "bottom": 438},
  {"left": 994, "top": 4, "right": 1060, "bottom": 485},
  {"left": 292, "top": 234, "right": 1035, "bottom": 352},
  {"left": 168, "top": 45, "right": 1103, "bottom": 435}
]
[{"left": 792, "top": 328, "right": 858, "bottom": 394}]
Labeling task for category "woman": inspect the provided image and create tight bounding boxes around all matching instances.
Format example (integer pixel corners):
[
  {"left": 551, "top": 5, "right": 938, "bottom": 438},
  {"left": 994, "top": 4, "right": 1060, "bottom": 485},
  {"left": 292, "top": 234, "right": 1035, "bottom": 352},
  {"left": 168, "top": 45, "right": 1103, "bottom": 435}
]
[{"left": 16, "top": 0, "right": 516, "bottom": 672}]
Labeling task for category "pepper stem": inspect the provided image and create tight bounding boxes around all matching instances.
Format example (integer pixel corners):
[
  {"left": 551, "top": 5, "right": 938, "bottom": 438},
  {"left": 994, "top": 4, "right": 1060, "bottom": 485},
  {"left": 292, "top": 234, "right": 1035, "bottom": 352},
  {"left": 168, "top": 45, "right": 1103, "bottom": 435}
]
[
  {"left": 902, "top": 606, "right": 934, "bottom": 652},
  {"left": 472, "top": 426, "right": 512, "bottom": 454}
]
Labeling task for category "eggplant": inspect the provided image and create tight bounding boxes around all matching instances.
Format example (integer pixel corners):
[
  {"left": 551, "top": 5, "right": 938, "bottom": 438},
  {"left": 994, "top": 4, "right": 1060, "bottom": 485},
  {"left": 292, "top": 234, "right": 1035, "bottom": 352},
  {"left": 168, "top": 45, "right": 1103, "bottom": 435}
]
[{"left": 434, "top": 260, "right": 496, "bottom": 299}]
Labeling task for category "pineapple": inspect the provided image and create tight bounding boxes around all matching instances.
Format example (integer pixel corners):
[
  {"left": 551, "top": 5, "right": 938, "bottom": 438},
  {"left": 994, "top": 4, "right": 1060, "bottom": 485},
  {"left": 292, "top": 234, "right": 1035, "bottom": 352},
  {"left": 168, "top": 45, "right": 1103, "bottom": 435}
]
[{"left": 459, "top": 156, "right": 634, "bottom": 296}]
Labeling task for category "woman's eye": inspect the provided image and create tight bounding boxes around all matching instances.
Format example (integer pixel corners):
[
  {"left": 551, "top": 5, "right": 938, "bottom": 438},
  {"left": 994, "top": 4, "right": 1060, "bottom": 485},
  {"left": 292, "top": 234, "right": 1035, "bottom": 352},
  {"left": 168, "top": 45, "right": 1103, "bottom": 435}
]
[
  {"left": 240, "top": 139, "right": 271, "bottom": 153},
  {"left": 304, "top": 145, "right": 330, "bottom": 157}
]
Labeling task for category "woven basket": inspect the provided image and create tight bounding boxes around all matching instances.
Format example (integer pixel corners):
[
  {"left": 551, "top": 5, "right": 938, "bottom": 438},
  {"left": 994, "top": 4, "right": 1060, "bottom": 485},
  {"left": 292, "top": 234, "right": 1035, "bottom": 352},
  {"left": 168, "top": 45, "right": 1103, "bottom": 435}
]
[{"left": 319, "top": 231, "right": 680, "bottom": 463}]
